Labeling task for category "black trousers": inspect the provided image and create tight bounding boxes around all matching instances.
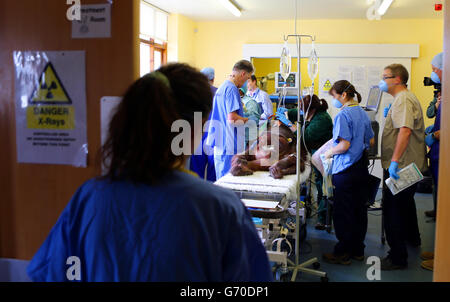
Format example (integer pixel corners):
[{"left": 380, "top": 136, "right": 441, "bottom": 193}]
[
  {"left": 332, "top": 156, "right": 369, "bottom": 256},
  {"left": 383, "top": 170, "right": 421, "bottom": 266}
]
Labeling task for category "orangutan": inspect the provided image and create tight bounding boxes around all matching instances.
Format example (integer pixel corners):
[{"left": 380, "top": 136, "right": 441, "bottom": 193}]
[{"left": 230, "top": 121, "right": 307, "bottom": 179}]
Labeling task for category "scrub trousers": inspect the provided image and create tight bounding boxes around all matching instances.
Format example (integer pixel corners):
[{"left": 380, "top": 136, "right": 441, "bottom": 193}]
[
  {"left": 214, "top": 154, "right": 234, "bottom": 179},
  {"left": 332, "top": 156, "right": 369, "bottom": 257},
  {"left": 190, "top": 133, "right": 216, "bottom": 182},
  {"left": 430, "top": 158, "right": 439, "bottom": 213},
  {"left": 382, "top": 170, "right": 421, "bottom": 266},
  {"left": 312, "top": 165, "right": 327, "bottom": 225}
]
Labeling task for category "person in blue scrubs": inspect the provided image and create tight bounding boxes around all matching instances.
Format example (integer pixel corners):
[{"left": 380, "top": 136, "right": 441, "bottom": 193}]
[
  {"left": 206, "top": 60, "right": 253, "bottom": 179},
  {"left": 189, "top": 67, "right": 218, "bottom": 182},
  {"left": 322, "top": 80, "right": 375, "bottom": 265},
  {"left": 247, "top": 75, "right": 274, "bottom": 121},
  {"left": 26, "top": 63, "right": 272, "bottom": 282},
  {"left": 425, "top": 52, "right": 443, "bottom": 219},
  {"left": 420, "top": 52, "right": 443, "bottom": 272}
]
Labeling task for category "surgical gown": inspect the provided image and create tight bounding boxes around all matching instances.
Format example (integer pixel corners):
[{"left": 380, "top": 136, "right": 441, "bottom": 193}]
[
  {"left": 27, "top": 170, "right": 273, "bottom": 282},
  {"left": 207, "top": 80, "right": 245, "bottom": 179}
]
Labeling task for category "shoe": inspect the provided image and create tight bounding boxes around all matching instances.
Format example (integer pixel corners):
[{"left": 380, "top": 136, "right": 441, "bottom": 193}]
[
  {"left": 420, "top": 251, "right": 434, "bottom": 260},
  {"left": 315, "top": 222, "right": 326, "bottom": 230},
  {"left": 351, "top": 255, "right": 365, "bottom": 261},
  {"left": 425, "top": 210, "right": 436, "bottom": 218},
  {"left": 421, "top": 259, "right": 434, "bottom": 271},
  {"left": 322, "top": 253, "right": 351, "bottom": 265},
  {"left": 380, "top": 257, "right": 407, "bottom": 271}
]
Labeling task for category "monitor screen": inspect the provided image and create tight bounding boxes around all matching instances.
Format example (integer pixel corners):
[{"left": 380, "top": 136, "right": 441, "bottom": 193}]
[
  {"left": 277, "top": 73, "right": 297, "bottom": 88},
  {"left": 366, "top": 86, "right": 382, "bottom": 111}
]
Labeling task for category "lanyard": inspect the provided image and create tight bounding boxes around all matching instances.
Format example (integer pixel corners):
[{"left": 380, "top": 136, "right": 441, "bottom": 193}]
[
  {"left": 342, "top": 100, "right": 359, "bottom": 109},
  {"left": 251, "top": 88, "right": 260, "bottom": 99}
]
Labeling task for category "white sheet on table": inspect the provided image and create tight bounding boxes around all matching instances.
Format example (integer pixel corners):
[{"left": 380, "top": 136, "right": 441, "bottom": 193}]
[{"left": 214, "top": 159, "right": 311, "bottom": 201}]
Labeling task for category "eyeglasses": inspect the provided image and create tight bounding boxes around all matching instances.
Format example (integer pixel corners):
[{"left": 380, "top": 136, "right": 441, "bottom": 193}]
[{"left": 383, "top": 75, "right": 396, "bottom": 80}]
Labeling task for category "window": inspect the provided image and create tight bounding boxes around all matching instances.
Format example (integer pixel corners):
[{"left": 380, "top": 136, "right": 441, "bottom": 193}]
[{"left": 140, "top": 1, "right": 168, "bottom": 77}]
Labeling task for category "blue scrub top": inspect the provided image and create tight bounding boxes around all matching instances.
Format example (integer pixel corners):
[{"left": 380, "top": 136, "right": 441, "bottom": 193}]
[
  {"left": 206, "top": 80, "right": 244, "bottom": 155},
  {"left": 27, "top": 171, "right": 272, "bottom": 282},
  {"left": 429, "top": 103, "right": 440, "bottom": 162},
  {"left": 331, "top": 105, "right": 374, "bottom": 174}
]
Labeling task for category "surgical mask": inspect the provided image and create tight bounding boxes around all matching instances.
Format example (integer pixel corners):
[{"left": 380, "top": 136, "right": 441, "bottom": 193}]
[
  {"left": 378, "top": 80, "right": 389, "bottom": 93},
  {"left": 332, "top": 98, "right": 343, "bottom": 109},
  {"left": 431, "top": 71, "right": 441, "bottom": 84}
]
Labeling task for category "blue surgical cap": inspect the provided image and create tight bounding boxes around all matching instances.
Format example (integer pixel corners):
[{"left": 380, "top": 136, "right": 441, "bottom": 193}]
[
  {"left": 431, "top": 52, "right": 443, "bottom": 70},
  {"left": 201, "top": 67, "right": 215, "bottom": 81}
]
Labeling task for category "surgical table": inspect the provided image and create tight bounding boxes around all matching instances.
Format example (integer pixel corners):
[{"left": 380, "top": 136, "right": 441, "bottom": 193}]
[{"left": 214, "top": 162, "right": 327, "bottom": 281}]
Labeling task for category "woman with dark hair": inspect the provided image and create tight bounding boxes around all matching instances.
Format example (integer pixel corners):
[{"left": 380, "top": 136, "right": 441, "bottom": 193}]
[
  {"left": 321, "top": 80, "right": 374, "bottom": 265},
  {"left": 27, "top": 63, "right": 272, "bottom": 282},
  {"left": 275, "top": 94, "right": 333, "bottom": 230}
]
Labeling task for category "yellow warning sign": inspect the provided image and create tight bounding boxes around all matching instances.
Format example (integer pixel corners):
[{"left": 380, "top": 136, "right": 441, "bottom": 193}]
[
  {"left": 30, "top": 63, "right": 72, "bottom": 105},
  {"left": 323, "top": 79, "right": 332, "bottom": 92},
  {"left": 28, "top": 62, "right": 75, "bottom": 129},
  {"left": 27, "top": 106, "right": 75, "bottom": 130}
]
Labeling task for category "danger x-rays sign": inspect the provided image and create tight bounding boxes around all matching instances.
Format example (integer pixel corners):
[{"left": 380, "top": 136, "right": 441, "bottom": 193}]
[
  {"left": 14, "top": 51, "right": 87, "bottom": 167},
  {"left": 27, "top": 62, "right": 75, "bottom": 130}
]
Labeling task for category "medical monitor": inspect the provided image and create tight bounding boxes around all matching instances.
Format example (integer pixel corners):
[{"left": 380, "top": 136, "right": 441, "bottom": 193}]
[
  {"left": 275, "top": 72, "right": 299, "bottom": 94},
  {"left": 364, "top": 86, "right": 382, "bottom": 112}
]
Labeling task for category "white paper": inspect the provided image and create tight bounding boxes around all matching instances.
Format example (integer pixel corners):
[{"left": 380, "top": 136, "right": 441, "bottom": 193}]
[
  {"left": 242, "top": 199, "right": 280, "bottom": 209},
  {"left": 101, "top": 96, "right": 122, "bottom": 173},
  {"left": 368, "top": 66, "right": 382, "bottom": 87},
  {"left": 352, "top": 66, "right": 366, "bottom": 88},
  {"left": 337, "top": 65, "right": 353, "bottom": 82},
  {"left": 385, "top": 163, "right": 424, "bottom": 195},
  {"left": 72, "top": 4, "right": 111, "bottom": 39}
]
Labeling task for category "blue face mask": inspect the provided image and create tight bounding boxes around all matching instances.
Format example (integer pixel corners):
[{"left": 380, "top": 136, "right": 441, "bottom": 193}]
[
  {"left": 431, "top": 71, "right": 441, "bottom": 84},
  {"left": 378, "top": 80, "right": 389, "bottom": 93},
  {"left": 332, "top": 98, "right": 343, "bottom": 109}
]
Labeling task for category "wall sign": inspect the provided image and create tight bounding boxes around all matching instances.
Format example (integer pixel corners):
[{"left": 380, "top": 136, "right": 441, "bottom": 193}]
[
  {"left": 72, "top": 3, "right": 111, "bottom": 39},
  {"left": 13, "top": 51, "right": 88, "bottom": 167}
]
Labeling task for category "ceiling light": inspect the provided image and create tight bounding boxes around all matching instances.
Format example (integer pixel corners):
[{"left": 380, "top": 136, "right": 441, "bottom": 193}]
[
  {"left": 218, "top": 0, "right": 241, "bottom": 17},
  {"left": 377, "top": 0, "right": 394, "bottom": 16}
]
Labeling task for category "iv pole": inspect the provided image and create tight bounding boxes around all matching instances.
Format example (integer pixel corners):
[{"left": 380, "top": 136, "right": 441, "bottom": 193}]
[{"left": 282, "top": 33, "right": 328, "bottom": 282}]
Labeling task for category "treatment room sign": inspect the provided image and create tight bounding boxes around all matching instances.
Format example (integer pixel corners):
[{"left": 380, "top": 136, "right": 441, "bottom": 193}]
[
  {"left": 72, "top": 4, "right": 112, "bottom": 39},
  {"left": 13, "top": 51, "right": 88, "bottom": 167}
]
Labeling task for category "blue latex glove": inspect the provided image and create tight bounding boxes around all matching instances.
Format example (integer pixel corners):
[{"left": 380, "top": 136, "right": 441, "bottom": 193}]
[
  {"left": 389, "top": 161, "right": 400, "bottom": 180},
  {"left": 425, "top": 125, "right": 434, "bottom": 135},
  {"left": 275, "top": 112, "right": 293, "bottom": 127},
  {"left": 277, "top": 107, "right": 288, "bottom": 115},
  {"left": 425, "top": 133, "right": 436, "bottom": 147},
  {"left": 383, "top": 104, "right": 392, "bottom": 118}
]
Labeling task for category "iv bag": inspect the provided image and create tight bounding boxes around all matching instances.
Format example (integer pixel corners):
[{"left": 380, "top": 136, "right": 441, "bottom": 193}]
[
  {"left": 280, "top": 41, "right": 291, "bottom": 81},
  {"left": 308, "top": 42, "right": 319, "bottom": 81}
]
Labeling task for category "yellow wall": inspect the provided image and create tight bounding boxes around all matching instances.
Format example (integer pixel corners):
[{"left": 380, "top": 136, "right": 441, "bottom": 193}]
[
  {"left": 167, "top": 13, "right": 196, "bottom": 66},
  {"left": 192, "top": 18, "right": 444, "bottom": 124}
]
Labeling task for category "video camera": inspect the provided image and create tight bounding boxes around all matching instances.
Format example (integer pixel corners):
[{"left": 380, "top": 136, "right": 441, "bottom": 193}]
[{"left": 424, "top": 77, "right": 442, "bottom": 98}]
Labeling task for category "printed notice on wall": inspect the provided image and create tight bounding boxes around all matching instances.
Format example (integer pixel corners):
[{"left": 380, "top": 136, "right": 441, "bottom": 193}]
[
  {"left": 72, "top": 4, "right": 111, "bottom": 39},
  {"left": 13, "top": 51, "right": 88, "bottom": 167},
  {"left": 100, "top": 96, "right": 122, "bottom": 174}
]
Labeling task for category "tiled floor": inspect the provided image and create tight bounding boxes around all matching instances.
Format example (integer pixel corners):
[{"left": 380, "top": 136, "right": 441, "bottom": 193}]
[{"left": 280, "top": 191, "right": 435, "bottom": 282}]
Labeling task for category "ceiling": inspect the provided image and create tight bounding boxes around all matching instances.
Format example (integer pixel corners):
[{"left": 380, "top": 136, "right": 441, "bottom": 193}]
[{"left": 146, "top": 0, "right": 444, "bottom": 21}]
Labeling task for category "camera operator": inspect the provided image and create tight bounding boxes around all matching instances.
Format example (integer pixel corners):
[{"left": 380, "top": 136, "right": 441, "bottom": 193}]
[
  {"left": 424, "top": 64, "right": 442, "bottom": 119},
  {"left": 421, "top": 52, "right": 443, "bottom": 272},
  {"left": 424, "top": 52, "right": 443, "bottom": 220}
]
